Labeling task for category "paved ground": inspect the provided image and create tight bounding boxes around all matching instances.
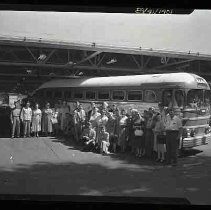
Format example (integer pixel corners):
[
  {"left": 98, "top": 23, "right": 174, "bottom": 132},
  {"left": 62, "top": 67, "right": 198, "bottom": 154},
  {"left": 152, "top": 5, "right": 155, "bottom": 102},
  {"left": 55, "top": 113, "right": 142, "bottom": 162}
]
[{"left": 0, "top": 136, "right": 210, "bottom": 205}]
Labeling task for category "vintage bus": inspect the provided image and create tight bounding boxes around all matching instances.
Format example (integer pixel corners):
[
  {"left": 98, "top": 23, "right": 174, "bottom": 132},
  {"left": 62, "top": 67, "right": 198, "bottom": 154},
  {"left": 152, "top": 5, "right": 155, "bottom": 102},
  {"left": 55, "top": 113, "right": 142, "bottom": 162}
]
[{"left": 31, "top": 72, "right": 211, "bottom": 150}]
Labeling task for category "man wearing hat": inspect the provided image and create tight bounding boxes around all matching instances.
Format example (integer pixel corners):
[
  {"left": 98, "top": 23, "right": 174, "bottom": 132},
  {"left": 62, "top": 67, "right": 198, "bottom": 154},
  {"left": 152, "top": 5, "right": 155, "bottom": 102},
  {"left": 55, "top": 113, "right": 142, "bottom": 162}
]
[
  {"left": 165, "top": 108, "right": 182, "bottom": 166},
  {"left": 10, "top": 101, "right": 21, "bottom": 138},
  {"left": 80, "top": 122, "right": 96, "bottom": 152}
]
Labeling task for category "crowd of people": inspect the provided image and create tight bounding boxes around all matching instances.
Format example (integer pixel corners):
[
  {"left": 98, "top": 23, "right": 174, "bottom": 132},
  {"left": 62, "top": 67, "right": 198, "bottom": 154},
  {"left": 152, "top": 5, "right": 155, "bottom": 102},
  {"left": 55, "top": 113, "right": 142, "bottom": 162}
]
[{"left": 10, "top": 99, "right": 183, "bottom": 166}]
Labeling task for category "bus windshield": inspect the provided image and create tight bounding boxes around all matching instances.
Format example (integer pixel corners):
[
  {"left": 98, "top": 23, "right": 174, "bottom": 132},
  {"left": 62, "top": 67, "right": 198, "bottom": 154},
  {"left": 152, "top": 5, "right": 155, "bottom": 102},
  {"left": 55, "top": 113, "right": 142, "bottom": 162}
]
[{"left": 187, "top": 89, "right": 210, "bottom": 109}]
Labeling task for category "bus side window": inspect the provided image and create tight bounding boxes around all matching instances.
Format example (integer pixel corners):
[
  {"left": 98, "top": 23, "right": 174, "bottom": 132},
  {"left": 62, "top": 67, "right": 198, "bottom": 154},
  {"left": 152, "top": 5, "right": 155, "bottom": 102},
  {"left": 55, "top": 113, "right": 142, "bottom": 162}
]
[
  {"left": 64, "top": 90, "right": 71, "bottom": 100},
  {"left": 39, "top": 90, "right": 44, "bottom": 98},
  {"left": 54, "top": 90, "right": 62, "bottom": 99},
  {"left": 73, "top": 90, "right": 84, "bottom": 99},
  {"left": 46, "top": 90, "right": 53, "bottom": 98},
  {"left": 145, "top": 90, "right": 156, "bottom": 102},
  {"left": 86, "top": 91, "right": 96, "bottom": 100},
  {"left": 128, "top": 90, "right": 143, "bottom": 101},
  {"left": 112, "top": 90, "right": 125, "bottom": 101},
  {"left": 98, "top": 90, "right": 110, "bottom": 100}
]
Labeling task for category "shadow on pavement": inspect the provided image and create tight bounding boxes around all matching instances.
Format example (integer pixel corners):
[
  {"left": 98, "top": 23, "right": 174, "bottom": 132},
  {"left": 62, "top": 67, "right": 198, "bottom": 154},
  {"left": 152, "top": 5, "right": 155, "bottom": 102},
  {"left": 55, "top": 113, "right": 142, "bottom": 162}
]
[
  {"left": 51, "top": 136, "right": 205, "bottom": 167},
  {"left": 0, "top": 135, "right": 210, "bottom": 204},
  {"left": 181, "top": 149, "right": 203, "bottom": 158},
  {"left": 0, "top": 159, "right": 191, "bottom": 205}
]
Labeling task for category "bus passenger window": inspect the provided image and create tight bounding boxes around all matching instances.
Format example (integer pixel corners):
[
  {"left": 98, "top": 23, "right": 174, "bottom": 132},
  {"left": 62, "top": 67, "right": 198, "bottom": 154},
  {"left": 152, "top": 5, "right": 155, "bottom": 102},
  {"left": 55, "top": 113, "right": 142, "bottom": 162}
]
[
  {"left": 86, "top": 91, "right": 96, "bottom": 100},
  {"left": 98, "top": 90, "right": 110, "bottom": 100},
  {"left": 145, "top": 90, "right": 156, "bottom": 102},
  {"left": 46, "top": 90, "right": 52, "bottom": 98},
  {"left": 175, "top": 90, "right": 185, "bottom": 108},
  {"left": 64, "top": 91, "right": 71, "bottom": 99},
  {"left": 112, "top": 90, "right": 125, "bottom": 101},
  {"left": 128, "top": 91, "right": 143, "bottom": 101},
  {"left": 38, "top": 90, "right": 44, "bottom": 97},
  {"left": 55, "top": 91, "right": 62, "bottom": 98},
  {"left": 74, "top": 91, "right": 83, "bottom": 99}
]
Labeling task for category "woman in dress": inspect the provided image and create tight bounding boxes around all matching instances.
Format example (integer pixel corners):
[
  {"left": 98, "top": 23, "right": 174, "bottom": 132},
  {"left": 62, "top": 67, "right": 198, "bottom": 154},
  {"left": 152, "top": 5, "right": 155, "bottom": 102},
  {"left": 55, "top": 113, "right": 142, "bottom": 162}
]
[
  {"left": 118, "top": 109, "right": 128, "bottom": 153},
  {"left": 96, "top": 109, "right": 109, "bottom": 143},
  {"left": 89, "top": 107, "right": 101, "bottom": 130},
  {"left": 32, "top": 103, "right": 42, "bottom": 137},
  {"left": 132, "top": 110, "right": 145, "bottom": 158},
  {"left": 153, "top": 113, "right": 166, "bottom": 163},
  {"left": 42, "top": 102, "right": 53, "bottom": 136},
  {"left": 52, "top": 103, "right": 59, "bottom": 136}
]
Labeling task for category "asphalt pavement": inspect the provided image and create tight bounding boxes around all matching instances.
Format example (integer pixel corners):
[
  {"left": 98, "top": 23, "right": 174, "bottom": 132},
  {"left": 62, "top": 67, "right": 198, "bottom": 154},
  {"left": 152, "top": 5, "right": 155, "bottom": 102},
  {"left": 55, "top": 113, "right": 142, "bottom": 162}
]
[{"left": 0, "top": 136, "right": 210, "bottom": 205}]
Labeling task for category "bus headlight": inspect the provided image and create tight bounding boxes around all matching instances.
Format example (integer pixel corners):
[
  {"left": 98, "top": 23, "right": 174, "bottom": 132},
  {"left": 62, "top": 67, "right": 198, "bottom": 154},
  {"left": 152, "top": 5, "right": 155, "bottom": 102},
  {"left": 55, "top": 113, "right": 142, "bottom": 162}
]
[
  {"left": 205, "top": 126, "right": 211, "bottom": 134},
  {"left": 190, "top": 129, "right": 195, "bottom": 137}
]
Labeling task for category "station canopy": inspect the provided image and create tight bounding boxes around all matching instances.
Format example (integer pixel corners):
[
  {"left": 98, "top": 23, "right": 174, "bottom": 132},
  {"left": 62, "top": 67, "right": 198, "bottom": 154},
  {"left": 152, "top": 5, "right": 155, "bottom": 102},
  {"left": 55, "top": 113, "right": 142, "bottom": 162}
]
[{"left": 0, "top": 10, "right": 211, "bottom": 94}]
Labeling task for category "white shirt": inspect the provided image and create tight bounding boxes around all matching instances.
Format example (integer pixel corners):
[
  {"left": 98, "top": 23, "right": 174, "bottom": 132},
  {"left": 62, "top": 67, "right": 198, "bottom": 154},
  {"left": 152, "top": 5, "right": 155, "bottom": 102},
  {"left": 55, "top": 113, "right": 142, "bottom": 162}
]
[
  {"left": 21, "top": 107, "right": 32, "bottom": 121},
  {"left": 165, "top": 115, "right": 182, "bottom": 131},
  {"left": 119, "top": 116, "right": 128, "bottom": 126}
]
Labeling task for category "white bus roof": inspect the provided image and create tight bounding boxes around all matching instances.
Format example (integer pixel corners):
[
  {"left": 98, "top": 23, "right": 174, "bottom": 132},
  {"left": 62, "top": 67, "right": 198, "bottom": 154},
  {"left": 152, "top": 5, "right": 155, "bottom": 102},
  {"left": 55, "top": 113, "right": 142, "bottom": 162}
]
[{"left": 37, "top": 73, "right": 210, "bottom": 90}]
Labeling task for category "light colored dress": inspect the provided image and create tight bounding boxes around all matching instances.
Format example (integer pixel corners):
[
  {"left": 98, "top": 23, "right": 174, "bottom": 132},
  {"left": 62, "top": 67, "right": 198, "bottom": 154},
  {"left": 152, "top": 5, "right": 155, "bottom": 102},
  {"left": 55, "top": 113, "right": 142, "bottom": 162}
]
[
  {"left": 97, "top": 115, "right": 108, "bottom": 128},
  {"left": 32, "top": 109, "right": 42, "bottom": 132},
  {"left": 96, "top": 114, "right": 108, "bottom": 142},
  {"left": 89, "top": 112, "right": 101, "bottom": 129},
  {"left": 42, "top": 108, "right": 53, "bottom": 133}
]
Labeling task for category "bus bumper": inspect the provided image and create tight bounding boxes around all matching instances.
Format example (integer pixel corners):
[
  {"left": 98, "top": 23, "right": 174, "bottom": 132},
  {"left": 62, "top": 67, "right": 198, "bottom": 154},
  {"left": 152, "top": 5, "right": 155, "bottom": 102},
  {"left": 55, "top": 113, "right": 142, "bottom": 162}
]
[{"left": 182, "top": 133, "right": 211, "bottom": 148}]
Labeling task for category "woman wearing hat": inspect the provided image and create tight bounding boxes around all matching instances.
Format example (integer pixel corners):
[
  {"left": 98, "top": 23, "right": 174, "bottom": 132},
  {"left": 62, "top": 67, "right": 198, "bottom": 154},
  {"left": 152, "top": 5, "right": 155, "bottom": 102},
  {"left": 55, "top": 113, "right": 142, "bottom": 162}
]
[{"left": 42, "top": 102, "right": 53, "bottom": 136}]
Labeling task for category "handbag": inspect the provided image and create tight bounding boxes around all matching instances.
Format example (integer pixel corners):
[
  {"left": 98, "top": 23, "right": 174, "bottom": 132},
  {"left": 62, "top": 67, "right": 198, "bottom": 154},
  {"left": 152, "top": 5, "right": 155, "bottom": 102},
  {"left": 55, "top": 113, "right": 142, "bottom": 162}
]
[
  {"left": 51, "top": 117, "right": 58, "bottom": 124},
  {"left": 134, "top": 128, "right": 144, "bottom": 136},
  {"left": 157, "top": 134, "right": 166, "bottom": 144}
]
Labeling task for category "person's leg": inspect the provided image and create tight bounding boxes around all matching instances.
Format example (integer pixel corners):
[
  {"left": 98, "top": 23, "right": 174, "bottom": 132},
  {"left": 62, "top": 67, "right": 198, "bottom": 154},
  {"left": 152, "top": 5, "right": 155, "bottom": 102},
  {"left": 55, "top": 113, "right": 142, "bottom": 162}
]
[
  {"left": 113, "top": 143, "right": 116, "bottom": 153},
  {"left": 156, "top": 145, "right": 161, "bottom": 161},
  {"left": 16, "top": 119, "right": 20, "bottom": 137},
  {"left": 160, "top": 144, "right": 165, "bottom": 162},
  {"left": 12, "top": 118, "right": 16, "bottom": 138},
  {"left": 149, "top": 131, "right": 153, "bottom": 159},
  {"left": 100, "top": 142, "right": 103, "bottom": 154},
  {"left": 23, "top": 121, "right": 27, "bottom": 137},
  {"left": 27, "top": 121, "right": 31, "bottom": 137},
  {"left": 171, "top": 132, "right": 178, "bottom": 165},
  {"left": 165, "top": 132, "right": 171, "bottom": 164}
]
